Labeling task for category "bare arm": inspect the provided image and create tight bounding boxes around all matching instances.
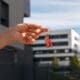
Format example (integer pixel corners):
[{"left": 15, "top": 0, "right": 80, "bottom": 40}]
[
  {"left": 0, "top": 23, "right": 48, "bottom": 49},
  {"left": 0, "top": 29, "right": 14, "bottom": 49}
]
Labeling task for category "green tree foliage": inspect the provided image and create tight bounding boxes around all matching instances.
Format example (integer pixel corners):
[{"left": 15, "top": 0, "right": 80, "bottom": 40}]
[
  {"left": 50, "top": 55, "right": 80, "bottom": 80},
  {"left": 70, "top": 55, "right": 80, "bottom": 68},
  {"left": 52, "top": 57, "right": 59, "bottom": 68},
  {"left": 50, "top": 57, "right": 71, "bottom": 80},
  {"left": 69, "top": 55, "right": 80, "bottom": 80}
]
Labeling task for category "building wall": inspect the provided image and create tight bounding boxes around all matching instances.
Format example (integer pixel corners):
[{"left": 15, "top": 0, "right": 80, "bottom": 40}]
[
  {"left": 24, "top": 0, "right": 30, "bottom": 17},
  {"left": 32, "top": 29, "right": 80, "bottom": 66},
  {"left": 0, "top": 0, "right": 30, "bottom": 49},
  {"left": 33, "top": 29, "right": 72, "bottom": 50},
  {"left": 3, "top": 0, "right": 30, "bottom": 26},
  {"left": 71, "top": 29, "right": 80, "bottom": 52}
]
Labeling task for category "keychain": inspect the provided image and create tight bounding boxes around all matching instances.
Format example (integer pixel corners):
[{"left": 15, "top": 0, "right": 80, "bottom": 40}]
[{"left": 45, "top": 35, "right": 52, "bottom": 47}]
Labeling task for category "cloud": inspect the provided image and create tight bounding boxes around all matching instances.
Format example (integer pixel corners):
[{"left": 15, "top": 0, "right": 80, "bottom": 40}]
[
  {"left": 24, "top": 12, "right": 80, "bottom": 28},
  {"left": 30, "top": 12, "right": 80, "bottom": 19},
  {"left": 31, "top": 0, "right": 80, "bottom": 13},
  {"left": 31, "top": 0, "right": 80, "bottom": 7},
  {"left": 24, "top": 0, "right": 80, "bottom": 32}
]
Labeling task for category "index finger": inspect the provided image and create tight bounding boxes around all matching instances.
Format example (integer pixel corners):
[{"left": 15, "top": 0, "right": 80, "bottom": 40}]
[
  {"left": 25, "top": 23, "right": 43, "bottom": 29},
  {"left": 25, "top": 23, "right": 48, "bottom": 33}
]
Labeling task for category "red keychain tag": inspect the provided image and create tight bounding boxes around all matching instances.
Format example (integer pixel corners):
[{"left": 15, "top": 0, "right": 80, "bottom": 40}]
[{"left": 45, "top": 35, "right": 52, "bottom": 47}]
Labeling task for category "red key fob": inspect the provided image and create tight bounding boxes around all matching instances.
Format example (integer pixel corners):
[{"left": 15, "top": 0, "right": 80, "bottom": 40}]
[{"left": 45, "top": 35, "right": 52, "bottom": 47}]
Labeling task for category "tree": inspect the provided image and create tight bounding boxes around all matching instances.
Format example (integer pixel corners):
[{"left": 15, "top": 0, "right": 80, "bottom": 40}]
[
  {"left": 51, "top": 57, "right": 70, "bottom": 80},
  {"left": 69, "top": 55, "right": 80, "bottom": 80},
  {"left": 70, "top": 55, "right": 80, "bottom": 68},
  {"left": 52, "top": 57, "right": 59, "bottom": 67}
]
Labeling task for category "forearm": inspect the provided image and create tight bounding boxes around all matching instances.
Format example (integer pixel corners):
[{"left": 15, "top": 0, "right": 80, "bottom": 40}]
[{"left": 0, "top": 29, "right": 13, "bottom": 49}]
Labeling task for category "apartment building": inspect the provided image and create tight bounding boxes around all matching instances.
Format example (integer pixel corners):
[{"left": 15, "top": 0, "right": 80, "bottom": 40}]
[{"left": 32, "top": 29, "right": 80, "bottom": 66}]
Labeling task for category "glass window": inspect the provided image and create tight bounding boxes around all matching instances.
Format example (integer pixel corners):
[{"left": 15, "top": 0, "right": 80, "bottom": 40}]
[
  {"left": 75, "top": 37, "right": 78, "bottom": 41},
  {"left": 32, "top": 42, "right": 68, "bottom": 47},
  {"left": 37, "top": 34, "right": 68, "bottom": 40},
  {"left": 0, "top": 1, "right": 9, "bottom": 27},
  {"left": 65, "top": 49, "right": 69, "bottom": 53},
  {"left": 74, "top": 44, "right": 78, "bottom": 49},
  {"left": 34, "top": 57, "right": 53, "bottom": 62},
  {"left": 60, "top": 57, "right": 65, "bottom": 60},
  {"left": 57, "top": 49, "right": 65, "bottom": 53},
  {"left": 53, "top": 42, "right": 68, "bottom": 46},
  {"left": 37, "top": 36, "right": 45, "bottom": 40}
]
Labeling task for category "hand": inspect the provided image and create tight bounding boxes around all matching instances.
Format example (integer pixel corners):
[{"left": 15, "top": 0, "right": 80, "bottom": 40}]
[{"left": 9, "top": 23, "right": 48, "bottom": 44}]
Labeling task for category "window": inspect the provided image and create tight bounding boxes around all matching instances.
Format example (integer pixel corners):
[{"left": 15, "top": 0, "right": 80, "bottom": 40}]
[
  {"left": 53, "top": 42, "right": 68, "bottom": 46},
  {"left": 75, "top": 37, "right": 78, "bottom": 41},
  {"left": 60, "top": 34, "right": 68, "bottom": 38},
  {"left": 33, "top": 49, "right": 69, "bottom": 54},
  {"left": 34, "top": 57, "right": 53, "bottom": 62},
  {"left": 57, "top": 49, "right": 65, "bottom": 53},
  {"left": 37, "top": 36, "right": 45, "bottom": 40},
  {"left": 74, "top": 44, "right": 78, "bottom": 49},
  {"left": 65, "top": 49, "right": 69, "bottom": 53},
  {"left": 65, "top": 57, "right": 69, "bottom": 60},
  {"left": 37, "top": 34, "right": 68, "bottom": 40},
  {"left": 32, "top": 44, "right": 45, "bottom": 47},
  {"left": 69, "top": 49, "right": 73, "bottom": 53},
  {"left": 54, "top": 50, "right": 57, "bottom": 53},
  {"left": 32, "top": 42, "right": 68, "bottom": 47},
  {"left": 0, "top": 1, "right": 9, "bottom": 27},
  {"left": 33, "top": 50, "right": 54, "bottom": 54},
  {"left": 51, "top": 34, "right": 68, "bottom": 39},
  {"left": 59, "top": 57, "right": 66, "bottom": 60}
]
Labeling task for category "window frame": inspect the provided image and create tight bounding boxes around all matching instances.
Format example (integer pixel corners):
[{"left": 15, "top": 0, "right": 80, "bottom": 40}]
[{"left": 0, "top": 1, "right": 9, "bottom": 27}]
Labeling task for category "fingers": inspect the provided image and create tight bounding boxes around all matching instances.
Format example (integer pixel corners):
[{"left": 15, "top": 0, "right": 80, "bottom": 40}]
[
  {"left": 23, "top": 35, "right": 35, "bottom": 44},
  {"left": 24, "top": 23, "right": 48, "bottom": 33},
  {"left": 25, "top": 23, "right": 42, "bottom": 29},
  {"left": 17, "top": 23, "right": 48, "bottom": 34},
  {"left": 17, "top": 23, "right": 48, "bottom": 45},
  {"left": 16, "top": 24, "right": 28, "bottom": 33},
  {"left": 25, "top": 26, "right": 48, "bottom": 35},
  {"left": 22, "top": 32, "right": 39, "bottom": 41},
  {"left": 22, "top": 31, "right": 40, "bottom": 45}
]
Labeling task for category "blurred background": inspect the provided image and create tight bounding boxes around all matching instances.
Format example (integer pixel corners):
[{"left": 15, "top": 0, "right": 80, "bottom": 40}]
[
  {"left": 0, "top": 0, "right": 80, "bottom": 80},
  {"left": 24, "top": 0, "right": 80, "bottom": 33}
]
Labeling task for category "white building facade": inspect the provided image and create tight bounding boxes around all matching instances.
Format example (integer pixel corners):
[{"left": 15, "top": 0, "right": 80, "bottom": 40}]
[{"left": 32, "top": 29, "right": 80, "bottom": 66}]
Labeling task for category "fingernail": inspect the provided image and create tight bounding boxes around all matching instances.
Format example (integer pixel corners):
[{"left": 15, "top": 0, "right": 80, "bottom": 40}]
[
  {"left": 22, "top": 32, "right": 26, "bottom": 37},
  {"left": 36, "top": 29, "right": 41, "bottom": 33},
  {"left": 32, "top": 39, "right": 35, "bottom": 42}
]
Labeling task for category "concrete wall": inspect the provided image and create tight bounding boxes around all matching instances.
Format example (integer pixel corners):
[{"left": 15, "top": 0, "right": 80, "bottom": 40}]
[
  {"left": 71, "top": 29, "right": 80, "bottom": 51},
  {"left": 0, "top": 0, "right": 30, "bottom": 26},
  {"left": 3, "top": 0, "right": 23, "bottom": 26},
  {"left": 24, "top": 0, "right": 30, "bottom": 17},
  {"left": 0, "top": 0, "right": 30, "bottom": 49}
]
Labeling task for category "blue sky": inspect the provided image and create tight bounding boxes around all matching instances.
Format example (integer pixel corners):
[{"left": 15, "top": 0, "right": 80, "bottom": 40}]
[{"left": 24, "top": 0, "right": 80, "bottom": 33}]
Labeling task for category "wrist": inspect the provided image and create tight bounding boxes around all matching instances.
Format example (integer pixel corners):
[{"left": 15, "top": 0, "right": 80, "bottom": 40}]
[
  {"left": 4, "top": 28, "right": 14, "bottom": 44},
  {"left": 0, "top": 28, "right": 14, "bottom": 49},
  {"left": 8, "top": 26, "right": 20, "bottom": 42}
]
